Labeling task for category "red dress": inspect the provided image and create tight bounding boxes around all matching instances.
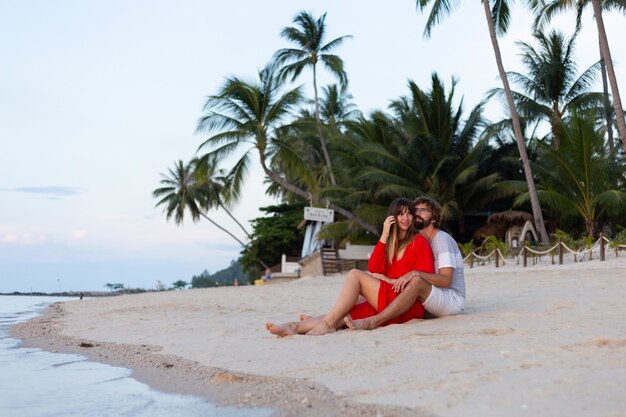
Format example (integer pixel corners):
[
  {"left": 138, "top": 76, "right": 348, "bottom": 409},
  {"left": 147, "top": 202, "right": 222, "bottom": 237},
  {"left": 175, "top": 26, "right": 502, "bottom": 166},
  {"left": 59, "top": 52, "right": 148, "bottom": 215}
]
[{"left": 349, "top": 235, "right": 435, "bottom": 325}]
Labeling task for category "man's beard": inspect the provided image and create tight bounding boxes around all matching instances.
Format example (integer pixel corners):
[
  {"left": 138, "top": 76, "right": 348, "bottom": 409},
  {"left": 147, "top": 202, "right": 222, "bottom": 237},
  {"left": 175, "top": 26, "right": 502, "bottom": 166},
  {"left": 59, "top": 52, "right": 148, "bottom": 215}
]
[{"left": 415, "top": 217, "right": 431, "bottom": 230}]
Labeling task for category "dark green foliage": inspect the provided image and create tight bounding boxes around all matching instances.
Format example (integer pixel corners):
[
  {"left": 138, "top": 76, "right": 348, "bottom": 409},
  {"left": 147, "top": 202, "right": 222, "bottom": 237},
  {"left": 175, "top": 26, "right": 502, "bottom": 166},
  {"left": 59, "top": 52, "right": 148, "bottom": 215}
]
[
  {"left": 191, "top": 261, "right": 246, "bottom": 288},
  {"left": 171, "top": 280, "right": 188, "bottom": 290},
  {"left": 239, "top": 203, "right": 306, "bottom": 281},
  {"left": 500, "top": 111, "right": 626, "bottom": 237},
  {"left": 104, "top": 283, "right": 125, "bottom": 292}
]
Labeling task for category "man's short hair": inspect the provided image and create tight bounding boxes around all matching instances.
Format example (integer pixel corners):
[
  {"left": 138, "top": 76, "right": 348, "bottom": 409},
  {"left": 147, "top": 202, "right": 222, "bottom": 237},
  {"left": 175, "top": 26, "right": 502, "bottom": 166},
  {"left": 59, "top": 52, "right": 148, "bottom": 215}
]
[{"left": 414, "top": 196, "right": 442, "bottom": 228}]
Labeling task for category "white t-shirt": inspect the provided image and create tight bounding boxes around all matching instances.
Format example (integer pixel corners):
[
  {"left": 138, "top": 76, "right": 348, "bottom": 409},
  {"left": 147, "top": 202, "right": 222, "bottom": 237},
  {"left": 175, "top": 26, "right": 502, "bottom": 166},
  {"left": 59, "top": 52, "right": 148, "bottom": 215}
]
[{"left": 430, "top": 230, "right": 466, "bottom": 300}]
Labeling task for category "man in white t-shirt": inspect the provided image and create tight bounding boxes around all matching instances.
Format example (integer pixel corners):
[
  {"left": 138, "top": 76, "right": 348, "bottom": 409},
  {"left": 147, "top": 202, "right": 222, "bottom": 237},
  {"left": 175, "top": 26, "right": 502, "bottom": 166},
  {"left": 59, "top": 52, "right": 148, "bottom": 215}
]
[{"left": 345, "top": 196, "right": 466, "bottom": 330}]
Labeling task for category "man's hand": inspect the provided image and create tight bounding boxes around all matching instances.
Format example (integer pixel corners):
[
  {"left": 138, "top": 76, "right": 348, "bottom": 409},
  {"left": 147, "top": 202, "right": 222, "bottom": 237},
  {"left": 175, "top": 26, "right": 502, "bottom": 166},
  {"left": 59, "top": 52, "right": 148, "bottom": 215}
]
[{"left": 392, "top": 271, "right": 418, "bottom": 293}]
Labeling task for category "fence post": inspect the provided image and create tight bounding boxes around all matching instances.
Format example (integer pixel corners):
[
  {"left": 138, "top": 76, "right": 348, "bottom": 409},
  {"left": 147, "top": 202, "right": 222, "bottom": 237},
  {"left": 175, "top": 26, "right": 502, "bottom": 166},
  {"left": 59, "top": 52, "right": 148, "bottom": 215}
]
[
  {"left": 600, "top": 233, "right": 605, "bottom": 261},
  {"left": 470, "top": 253, "right": 474, "bottom": 269},
  {"left": 523, "top": 245, "right": 528, "bottom": 268},
  {"left": 558, "top": 239, "right": 563, "bottom": 265},
  {"left": 495, "top": 250, "right": 499, "bottom": 268}
]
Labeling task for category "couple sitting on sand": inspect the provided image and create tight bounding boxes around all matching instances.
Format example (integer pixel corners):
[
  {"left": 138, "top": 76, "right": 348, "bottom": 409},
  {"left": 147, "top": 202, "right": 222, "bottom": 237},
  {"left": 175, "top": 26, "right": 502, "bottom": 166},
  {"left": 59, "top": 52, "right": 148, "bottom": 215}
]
[{"left": 266, "top": 196, "right": 466, "bottom": 336}]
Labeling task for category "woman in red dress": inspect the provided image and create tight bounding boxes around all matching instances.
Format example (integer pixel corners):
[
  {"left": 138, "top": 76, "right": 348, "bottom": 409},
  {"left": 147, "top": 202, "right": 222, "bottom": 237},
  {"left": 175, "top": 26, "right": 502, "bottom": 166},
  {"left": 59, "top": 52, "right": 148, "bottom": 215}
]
[{"left": 266, "top": 198, "right": 434, "bottom": 336}]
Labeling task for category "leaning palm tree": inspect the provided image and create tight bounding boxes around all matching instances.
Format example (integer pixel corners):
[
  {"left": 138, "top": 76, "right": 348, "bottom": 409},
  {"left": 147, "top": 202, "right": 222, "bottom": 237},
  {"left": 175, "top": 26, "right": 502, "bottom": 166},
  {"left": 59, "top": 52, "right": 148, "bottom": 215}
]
[
  {"left": 153, "top": 159, "right": 269, "bottom": 269},
  {"left": 192, "top": 155, "right": 252, "bottom": 240},
  {"left": 196, "top": 63, "right": 378, "bottom": 235},
  {"left": 489, "top": 30, "right": 603, "bottom": 149},
  {"left": 416, "top": 0, "right": 551, "bottom": 244},
  {"left": 532, "top": 0, "right": 626, "bottom": 154},
  {"left": 273, "top": 11, "right": 352, "bottom": 186}
]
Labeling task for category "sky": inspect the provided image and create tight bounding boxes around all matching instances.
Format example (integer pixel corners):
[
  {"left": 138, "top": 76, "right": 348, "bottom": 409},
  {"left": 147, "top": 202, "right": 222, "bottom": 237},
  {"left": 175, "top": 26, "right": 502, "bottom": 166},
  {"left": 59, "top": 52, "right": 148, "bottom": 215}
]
[{"left": 1, "top": 1, "right": 625, "bottom": 293}]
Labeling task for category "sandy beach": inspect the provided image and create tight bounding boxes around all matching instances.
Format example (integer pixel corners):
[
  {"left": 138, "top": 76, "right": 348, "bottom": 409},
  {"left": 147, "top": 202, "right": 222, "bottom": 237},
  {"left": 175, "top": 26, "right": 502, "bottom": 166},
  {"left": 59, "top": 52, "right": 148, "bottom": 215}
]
[{"left": 12, "top": 256, "right": 626, "bottom": 417}]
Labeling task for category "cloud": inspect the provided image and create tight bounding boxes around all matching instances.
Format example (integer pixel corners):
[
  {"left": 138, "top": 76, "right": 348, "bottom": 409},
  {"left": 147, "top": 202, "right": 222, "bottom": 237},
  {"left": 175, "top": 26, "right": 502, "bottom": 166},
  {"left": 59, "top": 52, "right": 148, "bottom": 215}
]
[
  {"left": 72, "top": 229, "right": 87, "bottom": 240},
  {"left": 0, "top": 186, "right": 81, "bottom": 197},
  {"left": 2, "top": 233, "right": 17, "bottom": 243},
  {"left": 1, "top": 231, "right": 47, "bottom": 245}
]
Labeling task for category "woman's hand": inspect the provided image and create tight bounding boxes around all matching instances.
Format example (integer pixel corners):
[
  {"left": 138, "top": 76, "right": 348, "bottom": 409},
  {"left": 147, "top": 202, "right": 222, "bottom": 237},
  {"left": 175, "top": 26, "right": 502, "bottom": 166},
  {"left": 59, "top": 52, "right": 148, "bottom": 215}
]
[
  {"left": 370, "top": 273, "right": 394, "bottom": 284},
  {"left": 380, "top": 215, "right": 396, "bottom": 243},
  {"left": 392, "top": 271, "right": 417, "bottom": 293}
]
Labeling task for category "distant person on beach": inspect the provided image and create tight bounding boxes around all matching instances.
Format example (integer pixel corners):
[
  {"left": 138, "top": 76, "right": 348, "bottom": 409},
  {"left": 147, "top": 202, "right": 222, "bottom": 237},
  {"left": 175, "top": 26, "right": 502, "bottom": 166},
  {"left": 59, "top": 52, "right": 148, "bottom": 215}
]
[
  {"left": 265, "top": 198, "right": 435, "bottom": 336},
  {"left": 345, "top": 196, "right": 466, "bottom": 331},
  {"left": 262, "top": 268, "right": 272, "bottom": 283}
]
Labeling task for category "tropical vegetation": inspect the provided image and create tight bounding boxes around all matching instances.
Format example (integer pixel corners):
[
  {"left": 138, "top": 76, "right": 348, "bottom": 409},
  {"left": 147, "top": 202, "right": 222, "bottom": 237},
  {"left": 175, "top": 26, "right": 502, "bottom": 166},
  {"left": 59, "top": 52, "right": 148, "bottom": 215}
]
[{"left": 153, "top": 7, "right": 625, "bottom": 278}]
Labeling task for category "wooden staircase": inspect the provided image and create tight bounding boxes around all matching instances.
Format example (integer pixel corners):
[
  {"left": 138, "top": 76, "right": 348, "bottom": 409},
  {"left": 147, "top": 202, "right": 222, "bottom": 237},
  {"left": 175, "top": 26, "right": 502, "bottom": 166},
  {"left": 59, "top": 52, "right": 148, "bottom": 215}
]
[{"left": 320, "top": 247, "right": 357, "bottom": 276}]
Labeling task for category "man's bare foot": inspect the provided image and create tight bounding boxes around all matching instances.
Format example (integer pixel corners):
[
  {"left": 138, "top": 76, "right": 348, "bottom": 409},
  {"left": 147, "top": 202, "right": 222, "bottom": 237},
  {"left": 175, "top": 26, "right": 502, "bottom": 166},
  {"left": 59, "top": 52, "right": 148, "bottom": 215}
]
[
  {"left": 265, "top": 321, "right": 299, "bottom": 337},
  {"left": 299, "top": 314, "right": 313, "bottom": 321},
  {"left": 344, "top": 316, "right": 377, "bottom": 330},
  {"left": 306, "top": 320, "right": 336, "bottom": 336}
]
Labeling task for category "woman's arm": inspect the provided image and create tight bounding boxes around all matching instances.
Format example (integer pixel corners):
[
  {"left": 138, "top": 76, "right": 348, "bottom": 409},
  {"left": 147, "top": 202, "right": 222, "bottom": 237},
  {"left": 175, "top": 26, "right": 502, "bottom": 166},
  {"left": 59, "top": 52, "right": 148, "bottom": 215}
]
[
  {"left": 367, "top": 241, "right": 388, "bottom": 274},
  {"left": 369, "top": 272, "right": 395, "bottom": 284},
  {"left": 368, "top": 216, "right": 395, "bottom": 274}
]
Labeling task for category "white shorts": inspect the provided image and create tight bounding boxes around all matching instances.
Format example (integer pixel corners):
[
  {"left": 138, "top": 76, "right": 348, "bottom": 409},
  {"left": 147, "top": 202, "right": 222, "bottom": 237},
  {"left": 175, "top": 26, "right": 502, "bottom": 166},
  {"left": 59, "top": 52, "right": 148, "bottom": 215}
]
[{"left": 423, "top": 286, "right": 465, "bottom": 317}]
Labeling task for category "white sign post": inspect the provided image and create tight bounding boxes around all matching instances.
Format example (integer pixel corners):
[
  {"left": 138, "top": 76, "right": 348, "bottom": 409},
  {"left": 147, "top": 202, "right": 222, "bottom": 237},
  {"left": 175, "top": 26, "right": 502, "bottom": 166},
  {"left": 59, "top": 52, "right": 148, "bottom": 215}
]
[{"left": 303, "top": 207, "right": 334, "bottom": 223}]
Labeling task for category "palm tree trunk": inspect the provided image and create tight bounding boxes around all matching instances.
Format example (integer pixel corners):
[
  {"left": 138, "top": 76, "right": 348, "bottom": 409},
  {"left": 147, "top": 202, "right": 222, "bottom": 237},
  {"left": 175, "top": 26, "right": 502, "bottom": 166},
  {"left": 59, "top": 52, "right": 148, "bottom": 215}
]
[
  {"left": 313, "top": 64, "right": 338, "bottom": 186},
  {"left": 591, "top": 0, "right": 626, "bottom": 155},
  {"left": 457, "top": 209, "right": 467, "bottom": 241},
  {"left": 481, "top": 0, "right": 550, "bottom": 244},
  {"left": 258, "top": 150, "right": 378, "bottom": 235},
  {"left": 199, "top": 212, "right": 269, "bottom": 270},
  {"left": 600, "top": 53, "right": 615, "bottom": 152},
  {"left": 584, "top": 216, "right": 597, "bottom": 239},
  {"left": 217, "top": 200, "right": 253, "bottom": 240},
  {"left": 551, "top": 103, "right": 561, "bottom": 150}
]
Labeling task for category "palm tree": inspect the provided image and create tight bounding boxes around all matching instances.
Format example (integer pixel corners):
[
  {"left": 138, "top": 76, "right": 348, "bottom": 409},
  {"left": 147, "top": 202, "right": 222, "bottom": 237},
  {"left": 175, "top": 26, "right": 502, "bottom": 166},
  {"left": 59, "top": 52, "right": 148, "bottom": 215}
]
[
  {"left": 192, "top": 156, "right": 252, "bottom": 240},
  {"left": 273, "top": 11, "right": 352, "bottom": 186},
  {"left": 322, "top": 75, "right": 501, "bottom": 242},
  {"left": 153, "top": 159, "right": 269, "bottom": 269},
  {"left": 416, "top": 0, "right": 551, "bottom": 244},
  {"left": 269, "top": 84, "right": 361, "bottom": 196},
  {"left": 319, "top": 84, "right": 361, "bottom": 127},
  {"left": 387, "top": 75, "right": 501, "bottom": 236},
  {"left": 505, "top": 112, "right": 626, "bottom": 237},
  {"left": 195, "top": 64, "right": 379, "bottom": 235},
  {"left": 265, "top": 85, "right": 359, "bottom": 195},
  {"left": 532, "top": 0, "right": 626, "bottom": 155},
  {"left": 489, "top": 30, "right": 603, "bottom": 149}
]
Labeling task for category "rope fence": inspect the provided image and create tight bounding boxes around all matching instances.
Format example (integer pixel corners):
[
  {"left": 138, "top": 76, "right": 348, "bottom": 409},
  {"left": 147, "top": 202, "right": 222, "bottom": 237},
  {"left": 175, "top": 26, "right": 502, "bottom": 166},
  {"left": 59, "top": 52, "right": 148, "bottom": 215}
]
[{"left": 462, "top": 233, "right": 626, "bottom": 269}]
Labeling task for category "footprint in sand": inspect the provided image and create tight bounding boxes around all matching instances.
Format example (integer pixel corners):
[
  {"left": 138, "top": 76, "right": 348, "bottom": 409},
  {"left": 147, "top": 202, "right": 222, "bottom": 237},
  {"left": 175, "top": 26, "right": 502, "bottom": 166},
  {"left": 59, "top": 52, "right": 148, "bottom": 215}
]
[{"left": 480, "top": 327, "right": 515, "bottom": 336}]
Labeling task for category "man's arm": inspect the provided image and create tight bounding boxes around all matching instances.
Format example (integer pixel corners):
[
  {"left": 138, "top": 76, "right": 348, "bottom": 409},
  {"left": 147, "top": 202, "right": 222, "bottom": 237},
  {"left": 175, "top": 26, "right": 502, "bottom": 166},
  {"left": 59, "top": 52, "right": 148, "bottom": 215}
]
[
  {"left": 416, "top": 268, "right": 453, "bottom": 287},
  {"left": 393, "top": 268, "right": 453, "bottom": 292}
]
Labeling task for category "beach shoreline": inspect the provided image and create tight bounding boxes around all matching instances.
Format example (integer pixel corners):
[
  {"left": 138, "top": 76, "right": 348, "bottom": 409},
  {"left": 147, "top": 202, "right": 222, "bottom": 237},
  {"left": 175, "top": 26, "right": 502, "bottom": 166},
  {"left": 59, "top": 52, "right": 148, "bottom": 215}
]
[
  {"left": 10, "top": 296, "right": 419, "bottom": 417},
  {"left": 11, "top": 257, "right": 626, "bottom": 417},
  {"left": 10, "top": 303, "right": 415, "bottom": 417}
]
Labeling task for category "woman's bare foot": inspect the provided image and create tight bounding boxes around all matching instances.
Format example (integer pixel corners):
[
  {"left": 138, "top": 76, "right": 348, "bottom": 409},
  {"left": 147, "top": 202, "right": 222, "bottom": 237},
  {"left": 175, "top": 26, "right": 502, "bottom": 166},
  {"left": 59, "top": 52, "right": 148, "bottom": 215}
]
[
  {"left": 265, "top": 321, "right": 299, "bottom": 337},
  {"left": 299, "top": 314, "right": 312, "bottom": 321},
  {"left": 306, "top": 320, "right": 336, "bottom": 336},
  {"left": 344, "top": 316, "right": 377, "bottom": 330}
]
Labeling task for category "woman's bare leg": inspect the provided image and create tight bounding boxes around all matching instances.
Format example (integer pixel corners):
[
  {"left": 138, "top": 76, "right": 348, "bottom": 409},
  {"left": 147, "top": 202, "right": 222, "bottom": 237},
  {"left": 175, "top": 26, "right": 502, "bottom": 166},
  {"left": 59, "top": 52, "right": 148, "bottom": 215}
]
[
  {"left": 307, "top": 269, "right": 381, "bottom": 336},
  {"left": 299, "top": 295, "right": 366, "bottom": 321}
]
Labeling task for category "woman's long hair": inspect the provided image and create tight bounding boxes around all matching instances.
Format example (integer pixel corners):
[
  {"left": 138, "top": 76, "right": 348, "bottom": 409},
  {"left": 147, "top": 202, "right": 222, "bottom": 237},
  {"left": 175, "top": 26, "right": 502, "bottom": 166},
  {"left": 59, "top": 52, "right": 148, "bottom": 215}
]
[{"left": 386, "top": 198, "right": 416, "bottom": 263}]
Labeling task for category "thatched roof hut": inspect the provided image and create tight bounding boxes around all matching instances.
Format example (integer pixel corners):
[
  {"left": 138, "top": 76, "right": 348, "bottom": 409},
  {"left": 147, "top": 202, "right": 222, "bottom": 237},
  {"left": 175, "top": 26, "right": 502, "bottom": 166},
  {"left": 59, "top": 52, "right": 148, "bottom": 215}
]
[
  {"left": 472, "top": 223, "right": 503, "bottom": 241},
  {"left": 487, "top": 210, "right": 533, "bottom": 227}
]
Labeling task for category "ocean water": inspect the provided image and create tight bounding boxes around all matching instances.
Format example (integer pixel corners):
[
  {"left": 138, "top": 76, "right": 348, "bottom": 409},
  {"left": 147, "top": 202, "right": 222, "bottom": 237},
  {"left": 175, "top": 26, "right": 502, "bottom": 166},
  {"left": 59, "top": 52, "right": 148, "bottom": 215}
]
[{"left": 0, "top": 296, "right": 272, "bottom": 417}]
